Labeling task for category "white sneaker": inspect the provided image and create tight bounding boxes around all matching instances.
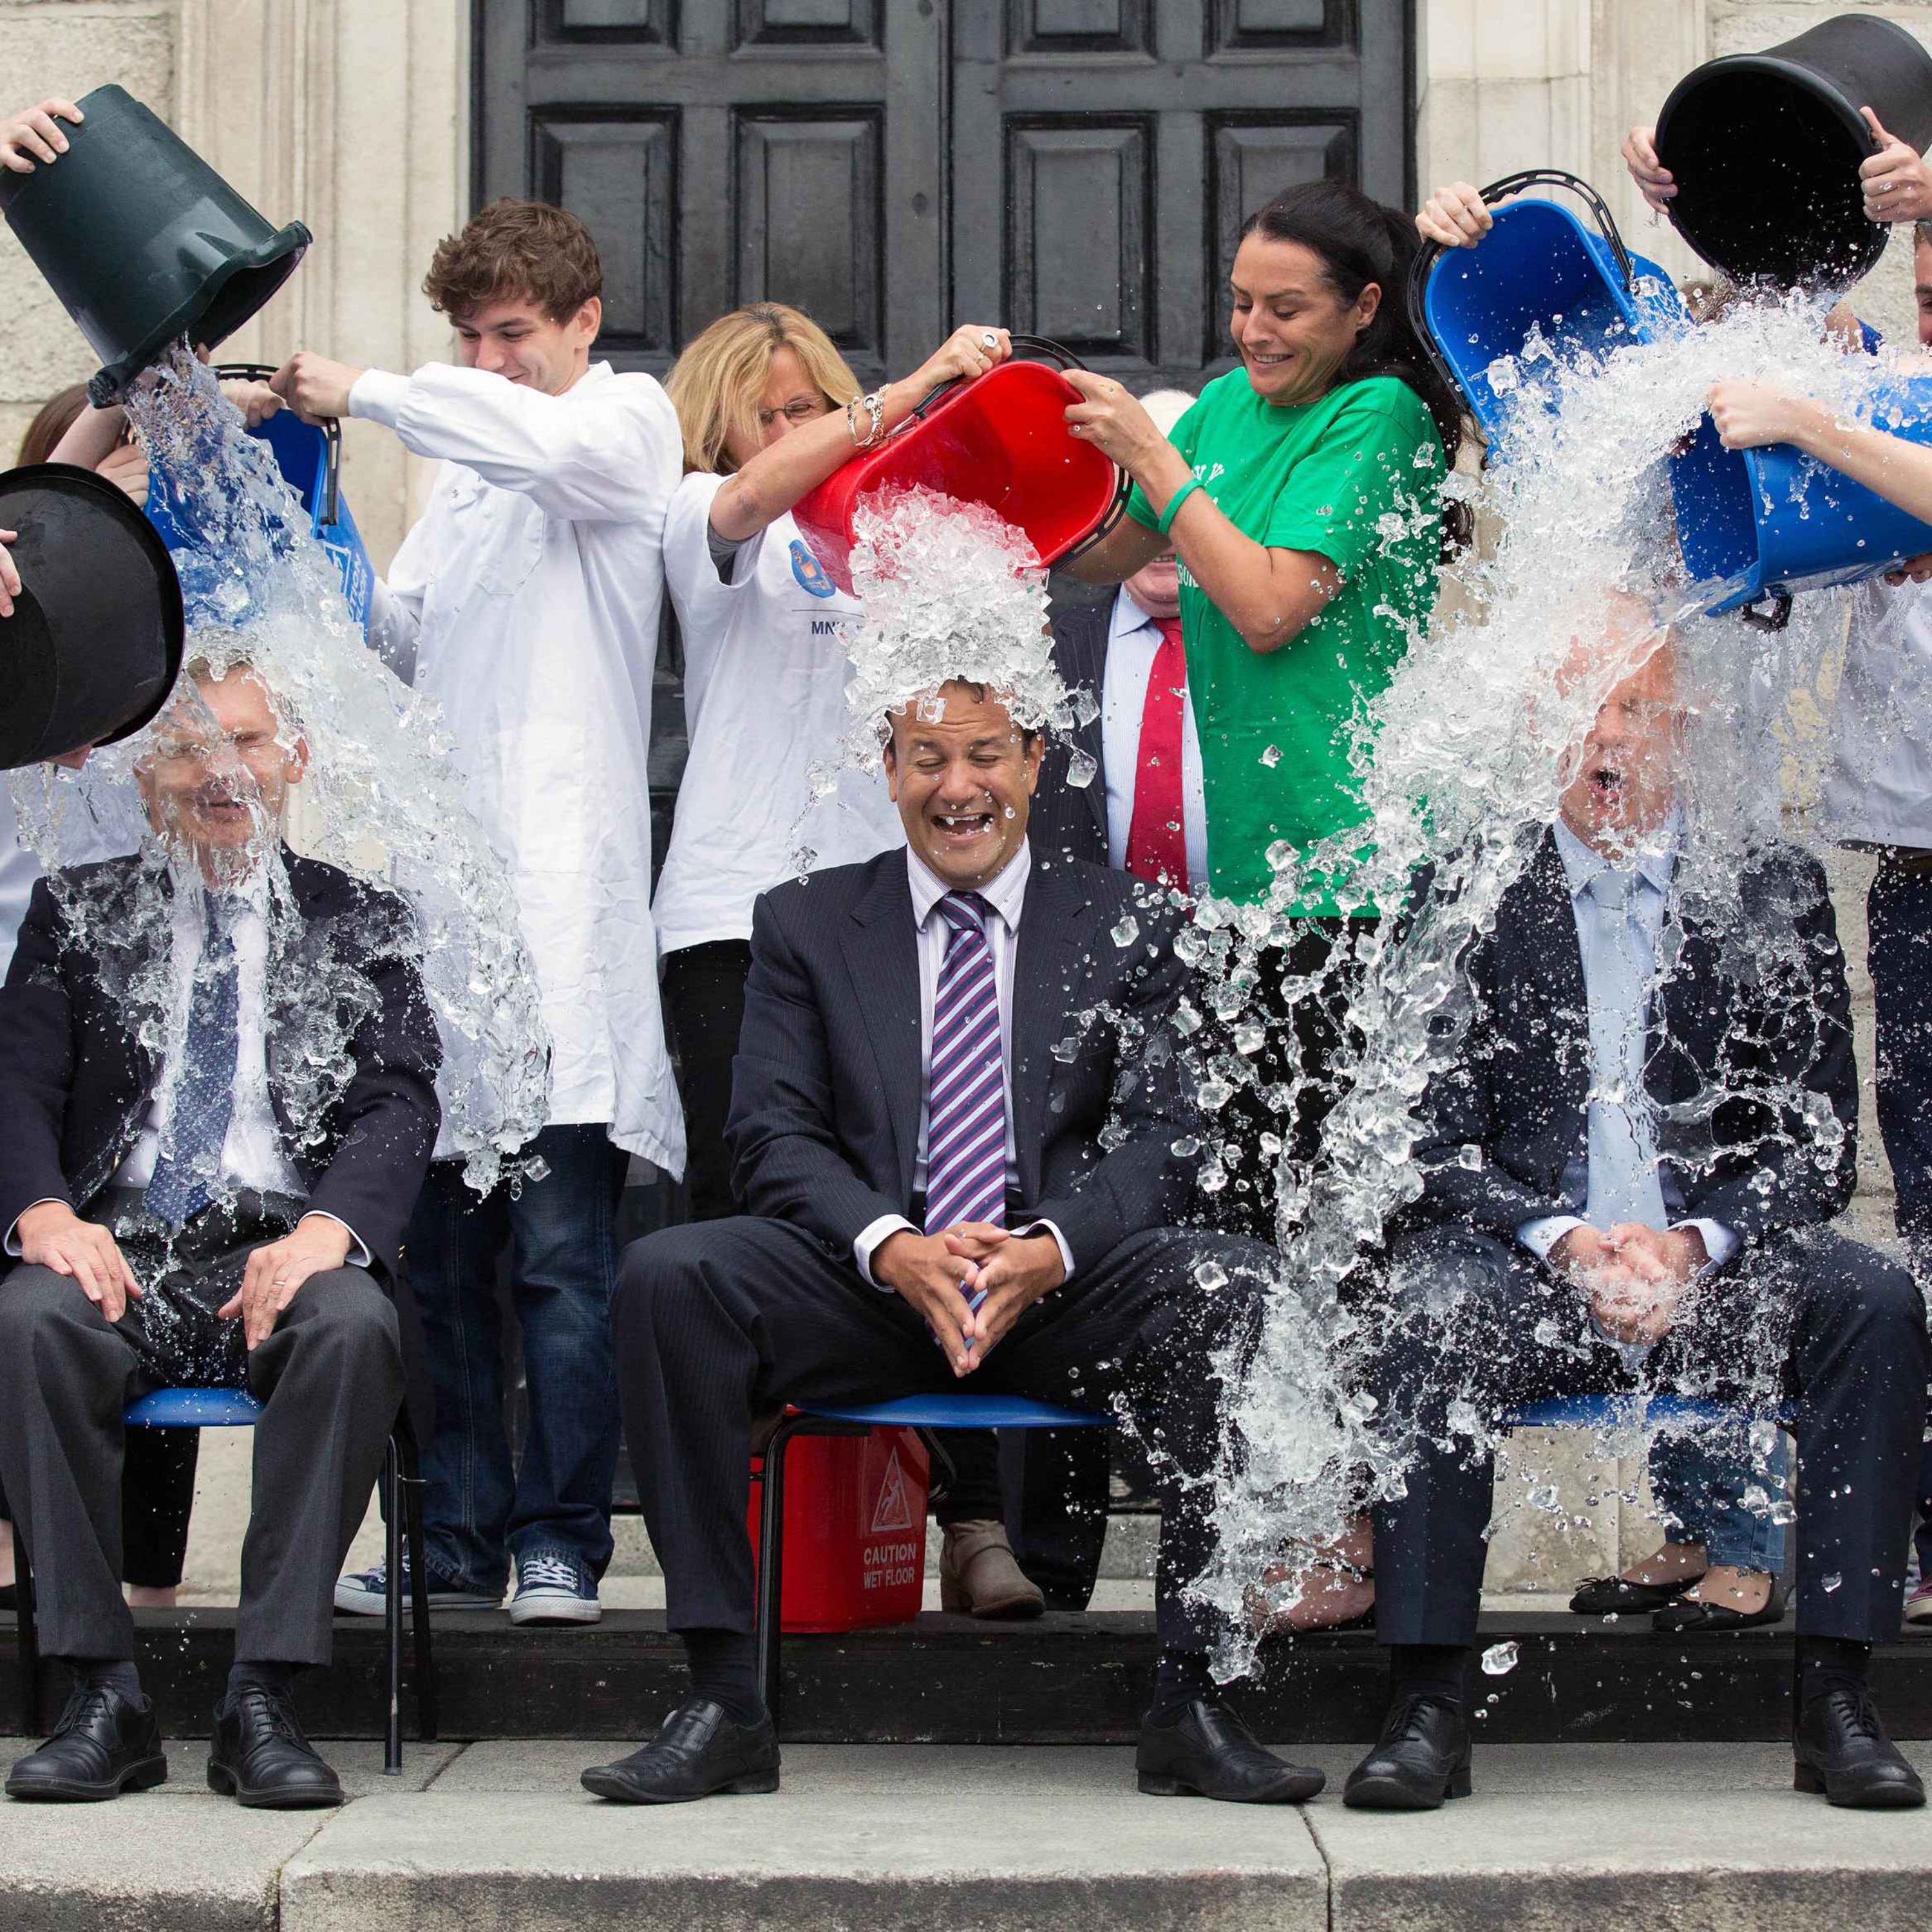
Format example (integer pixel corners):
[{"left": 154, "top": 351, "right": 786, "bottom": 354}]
[
  {"left": 333, "top": 1562, "right": 501, "bottom": 1616},
  {"left": 509, "top": 1551, "right": 602, "bottom": 1625}
]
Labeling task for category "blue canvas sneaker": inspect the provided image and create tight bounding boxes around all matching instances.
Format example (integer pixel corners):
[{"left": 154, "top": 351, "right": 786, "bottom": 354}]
[{"left": 509, "top": 1551, "right": 601, "bottom": 1626}]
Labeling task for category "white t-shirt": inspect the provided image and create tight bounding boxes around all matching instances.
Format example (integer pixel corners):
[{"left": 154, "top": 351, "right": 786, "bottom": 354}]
[
  {"left": 1821, "top": 577, "right": 1932, "bottom": 851},
  {"left": 652, "top": 472, "right": 904, "bottom": 955}
]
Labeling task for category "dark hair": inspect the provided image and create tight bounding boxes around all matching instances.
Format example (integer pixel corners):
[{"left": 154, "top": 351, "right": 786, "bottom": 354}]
[
  {"left": 16, "top": 383, "right": 90, "bottom": 465},
  {"left": 1239, "top": 178, "right": 1470, "bottom": 537},
  {"left": 882, "top": 681, "right": 1041, "bottom": 750},
  {"left": 423, "top": 198, "right": 603, "bottom": 325}
]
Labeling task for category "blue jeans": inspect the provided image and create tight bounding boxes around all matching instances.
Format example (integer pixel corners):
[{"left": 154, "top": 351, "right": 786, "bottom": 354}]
[
  {"left": 1869, "top": 859, "right": 1932, "bottom": 1573},
  {"left": 1650, "top": 1426, "right": 1789, "bottom": 1574},
  {"left": 408, "top": 1122, "right": 626, "bottom": 1590}
]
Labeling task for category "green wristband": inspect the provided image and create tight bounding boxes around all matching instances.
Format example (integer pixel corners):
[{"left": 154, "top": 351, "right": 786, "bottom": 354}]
[{"left": 1155, "top": 476, "right": 1202, "bottom": 536}]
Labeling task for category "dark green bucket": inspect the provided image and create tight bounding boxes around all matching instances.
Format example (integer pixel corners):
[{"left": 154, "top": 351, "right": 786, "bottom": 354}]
[{"left": 0, "top": 84, "right": 310, "bottom": 405}]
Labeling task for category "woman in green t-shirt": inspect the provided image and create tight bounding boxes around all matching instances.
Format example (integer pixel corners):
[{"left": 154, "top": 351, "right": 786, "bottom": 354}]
[{"left": 1063, "top": 176, "right": 1467, "bottom": 1250}]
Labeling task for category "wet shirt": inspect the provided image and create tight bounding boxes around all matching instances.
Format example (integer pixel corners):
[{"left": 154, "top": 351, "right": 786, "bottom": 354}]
[
  {"left": 356, "top": 361, "right": 686, "bottom": 1175},
  {"left": 1124, "top": 371, "right": 1443, "bottom": 908},
  {"left": 652, "top": 473, "right": 904, "bottom": 956}
]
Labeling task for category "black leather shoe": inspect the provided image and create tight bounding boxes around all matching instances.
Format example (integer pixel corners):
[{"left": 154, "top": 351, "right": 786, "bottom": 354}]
[
  {"left": 1343, "top": 1694, "right": 1472, "bottom": 1810},
  {"left": 580, "top": 1696, "right": 781, "bottom": 1804},
  {"left": 1652, "top": 1582, "right": 1785, "bottom": 1634},
  {"left": 1794, "top": 1687, "right": 1926, "bottom": 1809},
  {"left": 1569, "top": 1572, "right": 1700, "bottom": 1616},
  {"left": 5, "top": 1683, "right": 167, "bottom": 1802},
  {"left": 1135, "top": 1698, "right": 1325, "bottom": 1803},
  {"left": 207, "top": 1685, "right": 344, "bottom": 1809}
]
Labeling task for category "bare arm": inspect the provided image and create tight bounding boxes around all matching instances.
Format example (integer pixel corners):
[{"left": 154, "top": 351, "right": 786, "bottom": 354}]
[
  {"left": 48, "top": 402, "right": 128, "bottom": 471},
  {"left": 1708, "top": 379, "right": 1932, "bottom": 527},
  {"left": 1061, "top": 371, "right": 1338, "bottom": 652},
  {"left": 712, "top": 324, "right": 1014, "bottom": 542}
]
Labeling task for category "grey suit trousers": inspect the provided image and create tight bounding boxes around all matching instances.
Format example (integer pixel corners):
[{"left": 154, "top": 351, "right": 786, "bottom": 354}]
[{"left": 0, "top": 1253, "right": 402, "bottom": 1666}]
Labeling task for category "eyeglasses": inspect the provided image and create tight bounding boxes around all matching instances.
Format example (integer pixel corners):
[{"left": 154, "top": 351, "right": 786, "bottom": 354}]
[{"left": 756, "top": 397, "right": 830, "bottom": 429}]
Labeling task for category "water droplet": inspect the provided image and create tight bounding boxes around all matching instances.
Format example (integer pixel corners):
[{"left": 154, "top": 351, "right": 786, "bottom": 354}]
[
  {"left": 1481, "top": 1642, "right": 1519, "bottom": 1676},
  {"left": 1822, "top": 1572, "right": 1842, "bottom": 1593}
]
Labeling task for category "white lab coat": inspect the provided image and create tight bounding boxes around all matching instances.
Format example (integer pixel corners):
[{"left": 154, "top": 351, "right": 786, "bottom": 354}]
[
  {"left": 1821, "top": 577, "right": 1932, "bottom": 851},
  {"left": 355, "top": 360, "right": 687, "bottom": 1175}
]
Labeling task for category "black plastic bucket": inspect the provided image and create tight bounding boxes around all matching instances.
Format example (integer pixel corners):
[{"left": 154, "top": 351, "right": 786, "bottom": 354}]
[
  {"left": 0, "top": 84, "right": 310, "bottom": 405},
  {"left": 0, "top": 463, "right": 185, "bottom": 769},
  {"left": 1654, "top": 14, "right": 1932, "bottom": 288}
]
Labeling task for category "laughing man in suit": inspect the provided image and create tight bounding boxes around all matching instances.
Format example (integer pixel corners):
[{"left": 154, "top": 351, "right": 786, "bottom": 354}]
[{"left": 584, "top": 677, "right": 1322, "bottom": 1807}]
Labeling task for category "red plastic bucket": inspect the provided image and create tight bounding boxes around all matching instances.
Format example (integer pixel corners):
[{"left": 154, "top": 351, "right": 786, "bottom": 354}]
[
  {"left": 747, "top": 1425, "right": 929, "bottom": 1633},
  {"left": 791, "top": 336, "right": 1127, "bottom": 595}
]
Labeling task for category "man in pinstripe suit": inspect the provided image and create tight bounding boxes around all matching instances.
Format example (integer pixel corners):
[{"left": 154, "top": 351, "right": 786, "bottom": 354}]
[{"left": 582, "top": 679, "right": 1321, "bottom": 1809}]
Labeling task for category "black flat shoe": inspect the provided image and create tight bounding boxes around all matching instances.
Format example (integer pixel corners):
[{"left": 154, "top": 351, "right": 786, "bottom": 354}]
[
  {"left": 1343, "top": 1694, "right": 1472, "bottom": 1810},
  {"left": 581, "top": 1697, "right": 780, "bottom": 1804},
  {"left": 1135, "top": 1698, "right": 1325, "bottom": 1803},
  {"left": 1794, "top": 1687, "right": 1926, "bottom": 1809},
  {"left": 5, "top": 1683, "right": 167, "bottom": 1802},
  {"left": 1569, "top": 1573, "right": 1702, "bottom": 1616},
  {"left": 1652, "top": 1584, "right": 1786, "bottom": 1634},
  {"left": 207, "top": 1685, "right": 344, "bottom": 1810}
]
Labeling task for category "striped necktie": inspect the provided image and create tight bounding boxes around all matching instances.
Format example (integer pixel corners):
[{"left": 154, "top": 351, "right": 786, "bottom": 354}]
[
  {"left": 146, "top": 893, "right": 242, "bottom": 1229},
  {"left": 923, "top": 891, "right": 1007, "bottom": 1233}
]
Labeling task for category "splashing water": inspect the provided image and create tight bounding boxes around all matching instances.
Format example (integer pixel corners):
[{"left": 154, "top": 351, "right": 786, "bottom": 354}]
[
  {"left": 1186, "top": 287, "right": 1906, "bottom": 1672},
  {"left": 10, "top": 348, "right": 549, "bottom": 1193}
]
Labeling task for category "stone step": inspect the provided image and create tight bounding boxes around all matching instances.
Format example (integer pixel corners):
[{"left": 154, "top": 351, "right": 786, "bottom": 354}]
[{"left": 15, "top": 1607, "right": 1932, "bottom": 1746}]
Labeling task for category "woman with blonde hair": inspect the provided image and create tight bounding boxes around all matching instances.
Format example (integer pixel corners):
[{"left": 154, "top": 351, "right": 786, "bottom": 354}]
[{"left": 655, "top": 303, "right": 1050, "bottom": 1620}]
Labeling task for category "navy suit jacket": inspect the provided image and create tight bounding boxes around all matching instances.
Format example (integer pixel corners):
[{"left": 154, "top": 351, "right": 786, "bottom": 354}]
[
  {"left": 1403, "top": 827, "right": 1857, "bottom": 1248},
  {"left": 725, "top": 845, "right": 1197, "bottom": 1268},
  {"left": 0, "top": 850, "right": 441, "bottom": 1282},
  {"left": 1028, "top": 596, "right": 1112, "bottom": 871}
]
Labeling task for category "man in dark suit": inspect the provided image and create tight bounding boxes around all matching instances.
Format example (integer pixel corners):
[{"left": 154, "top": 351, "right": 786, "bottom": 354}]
[
  {"left": 582, "top": 677, "right": 1318, "bottom": 1807},
  {"left": 0, "top": 659, "right": 440, "bottom": 1809},
  {"left": 1350, "top": 629, "right": 1929, "bottom": 1813}
]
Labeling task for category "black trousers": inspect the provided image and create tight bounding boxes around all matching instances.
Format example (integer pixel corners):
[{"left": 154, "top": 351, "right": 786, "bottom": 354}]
[
  {"left": 612, "top": 1217, "right": 1273, "bottom": 1652},
  {"left": 1370, "top": 1222, "right": 1929, "bottom": 1647},
  {"left": 661, "top": 938, "right": 755, "bottom": 1224},
  {"left": 0, "top": 1428, "right": 198, "bottom": 1591},
  {"left": 0, "top": 1199, "right": 404, "bottom": 1665}
]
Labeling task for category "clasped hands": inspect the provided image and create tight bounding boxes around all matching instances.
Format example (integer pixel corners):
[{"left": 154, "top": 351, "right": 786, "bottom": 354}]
[
  {"left": 14, "top": 1200, "right": 352, "bottom": 1349},
  {"left": 872, "top": 1224, "right": 1065, "bottom": 1377},
  {"left": 1548, "top": 1222, "right": 1707, "bottom": 1347}
]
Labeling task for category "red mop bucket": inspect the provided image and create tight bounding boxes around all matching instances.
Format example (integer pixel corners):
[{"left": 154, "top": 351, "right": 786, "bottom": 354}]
[
  {"left": 748, "top": 1425, "right": 930, "bottom": 1633},
  {"left": 792, "top": 334, "right": 1130, "bottom": 594}
]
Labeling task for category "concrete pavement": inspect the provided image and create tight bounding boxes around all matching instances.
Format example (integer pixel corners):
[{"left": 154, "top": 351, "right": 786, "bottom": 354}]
[{"left": 7, "top": 1738, "right": 1932, "bottom": 1931}]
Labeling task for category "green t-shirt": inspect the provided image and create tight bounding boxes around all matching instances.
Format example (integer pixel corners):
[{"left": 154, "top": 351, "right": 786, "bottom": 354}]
[{"left": 1124, "top": 370, "right": 1444, "bottom": 909}]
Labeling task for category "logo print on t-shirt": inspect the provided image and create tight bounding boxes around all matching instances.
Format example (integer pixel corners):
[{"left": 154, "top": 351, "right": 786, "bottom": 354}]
[{"left": 790, "top": 538, "right": 837, "bottom": 599}]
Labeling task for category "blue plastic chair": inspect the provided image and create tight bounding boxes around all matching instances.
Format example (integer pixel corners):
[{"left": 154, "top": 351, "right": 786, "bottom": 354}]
[
  {"left": 11, "top": 1387, "right": 436, "bottom": 1772},
  {"left": 755, "top": 1394, "right": 1113, "bottom": 1725},
  {"left": 1506, "top": 1393, "right": 1792, "bottom": 1430}
]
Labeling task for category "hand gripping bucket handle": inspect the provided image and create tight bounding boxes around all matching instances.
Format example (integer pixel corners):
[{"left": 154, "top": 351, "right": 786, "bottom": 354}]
[
  {"left": 216, "top": 363, "right": 341, "bottom": 525},
  {"left": 1406, "top": 169, "right": 1638, "bottom": 406},
  {"left": 907, "top": 332, "right": 1134, "bottom": 567}
]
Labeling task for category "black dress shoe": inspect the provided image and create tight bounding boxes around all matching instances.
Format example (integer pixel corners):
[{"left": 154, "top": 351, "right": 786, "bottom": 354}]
[
  {"left": 6, "top": 1683, "right": 167, "bottom": 1801},
  {"left": 1569, "top": 1573, "right": 1701, "bottom": 1616},
  {"left": 1135, "top": 1698, "right": 1325, "bottom": 1803},
  {"left": 1652, "top": 1583, "right": 1785, "bottom": 1634},
  {"left": 1343, "top": 1694, "right": 1472, "bottom": 1810},
  {"left": 1794, "top": 1687, "right": 1926, "bottom": 1809},
  {"left": 580, "top": 1697, "right": 781, "bottom": 1804},
  {"left": 207, "top": 1685, "right": 344, "bottom": 1810}
]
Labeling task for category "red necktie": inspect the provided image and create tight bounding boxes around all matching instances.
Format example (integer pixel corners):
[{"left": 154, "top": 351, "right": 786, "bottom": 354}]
[{"left": 1124, "top": 617, "right": 1189, "bottom": 892}]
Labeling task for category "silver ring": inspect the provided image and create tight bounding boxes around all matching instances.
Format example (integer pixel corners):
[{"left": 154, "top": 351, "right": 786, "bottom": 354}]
[{"left": 980, "top": 331, "right": 998, "bottom": 348}]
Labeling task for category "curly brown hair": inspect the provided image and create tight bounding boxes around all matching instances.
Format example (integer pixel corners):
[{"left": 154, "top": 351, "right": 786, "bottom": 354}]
[{"left": 422, "top": 198, "right": 603, "bottom": 324}]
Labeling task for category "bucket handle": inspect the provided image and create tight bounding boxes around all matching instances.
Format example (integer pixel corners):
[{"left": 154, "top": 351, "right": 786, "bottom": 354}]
[
  {"left": 904, "top": 332, "right": 1135, "bottom": 569},
  {"left": 1405, "top": 167, "right": 1640, "bottom": 408},
  {"left": 215, "top": 361, "right": 342, "bottom": 527}
]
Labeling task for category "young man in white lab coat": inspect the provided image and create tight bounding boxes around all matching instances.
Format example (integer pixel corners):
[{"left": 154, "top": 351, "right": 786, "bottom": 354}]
[{"left": 272, "top": 199, "right": 685, "bottom": 1625}]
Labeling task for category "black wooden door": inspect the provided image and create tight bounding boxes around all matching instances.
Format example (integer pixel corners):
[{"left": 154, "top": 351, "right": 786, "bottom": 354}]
[{"left": 472, "top": 1, "right": 1413, "bottom": 387}]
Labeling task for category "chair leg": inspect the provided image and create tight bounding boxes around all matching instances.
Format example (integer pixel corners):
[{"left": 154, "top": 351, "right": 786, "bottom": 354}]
[
  {"left": 382, "top": 1437, "right": 403, "bottom": 1774},
  {"left": 14, "top": 1534, "right": 39, "bottom": 1738},
  {"left": 396, "top": 1425, "right": 437, "bottom": 1743},
  {"left": 755, "top": 1421, "right": 799, "bottom": 1734}
]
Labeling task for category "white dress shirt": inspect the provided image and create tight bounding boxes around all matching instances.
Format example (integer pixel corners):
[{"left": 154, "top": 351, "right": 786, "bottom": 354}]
[
  {"left": 1517, "top": 815, "right": 1737, "bottom": 1275},
  {"left": 852, "top": 841, "right": 1073, "bottom": 1285},
  {"left": 354, "top": 359, "right": 686, "bottom": 1174},
  {"left": 1099, "top": 586, "right": 1209, "bottom": 885}
]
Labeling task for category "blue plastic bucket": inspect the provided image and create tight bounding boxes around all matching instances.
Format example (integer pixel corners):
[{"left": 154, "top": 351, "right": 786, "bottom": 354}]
[
  {"left": 144, "top": 372, "right": 372, "bottom": 634},
  {"left": 1411, "top": 171, "right": 1689, "bottom": 455},
  {"left": 1671, "top": 376, "right": 1932, "bottom": 616}
]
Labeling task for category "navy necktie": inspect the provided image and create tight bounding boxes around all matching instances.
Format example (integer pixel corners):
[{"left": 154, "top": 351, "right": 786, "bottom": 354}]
[{"left": 146, "top": 894, "right": 242, "bottom": 1229}]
